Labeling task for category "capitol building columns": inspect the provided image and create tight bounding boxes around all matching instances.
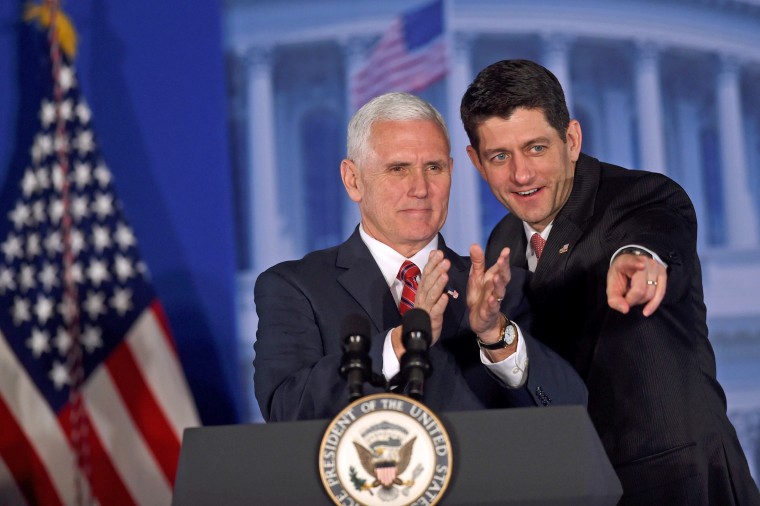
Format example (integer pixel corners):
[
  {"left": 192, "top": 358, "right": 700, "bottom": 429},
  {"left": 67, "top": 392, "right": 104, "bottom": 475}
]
[
  {"left": 340, "top": 36, "right": 372, "bottom": 240},
  {"left": 674, "top": 97, "right": 709, "bottom": 250},
  {"left": 443, "top": 32, "right": 482, "bottom": 252},
  {"left": 716, "top": 56, "right": 759, "bottom": 249},
  {"left": 635, "top": 42, "right": 667, "bottom": 175},
  {"left": 542, "top": 34, "right": 574, "bottom": 116},
  {"left": 244, "top": 45, "right": 296, "bottom": 273}
]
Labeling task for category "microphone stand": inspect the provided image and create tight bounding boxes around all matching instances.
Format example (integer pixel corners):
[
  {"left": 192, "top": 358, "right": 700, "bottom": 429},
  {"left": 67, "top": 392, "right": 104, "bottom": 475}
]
[{"left": 399, "top": 308, "right": 432, "bottom": 401}]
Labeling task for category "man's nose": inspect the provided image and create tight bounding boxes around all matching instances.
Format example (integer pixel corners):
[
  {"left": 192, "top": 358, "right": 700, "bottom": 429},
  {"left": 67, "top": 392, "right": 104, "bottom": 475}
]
[
  {"left": 408, "top": 170, "right": 429, "bottom": 197},
  {"left": 512, "top": 154, "right": 535, "bottom": 185}
]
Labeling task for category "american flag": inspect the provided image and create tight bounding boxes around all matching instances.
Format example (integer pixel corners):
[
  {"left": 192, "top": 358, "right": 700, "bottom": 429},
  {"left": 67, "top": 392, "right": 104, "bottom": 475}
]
[
  {"left": 0, "top": 6, "right": 199, "bottom": 505},
  {"left": 350, "top": 0, "right": 448, "bottom": 111}
]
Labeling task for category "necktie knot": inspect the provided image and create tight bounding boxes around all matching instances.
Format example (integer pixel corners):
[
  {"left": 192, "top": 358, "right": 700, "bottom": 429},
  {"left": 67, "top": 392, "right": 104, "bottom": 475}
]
[
  {"left": 531, "top": 233, "right": 546, "bottom": 260},
  {"left": 397, "top": 260, "right": 420, "bottom": 315}
]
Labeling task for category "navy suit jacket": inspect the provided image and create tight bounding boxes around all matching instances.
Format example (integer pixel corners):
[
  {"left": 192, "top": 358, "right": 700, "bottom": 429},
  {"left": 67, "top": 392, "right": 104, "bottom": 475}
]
[
  {"left": 486, "top": 154, "right": 760, "bottom": 505},
  {"left": 254, "top": 228, "right": 586, "bottom": 422}
]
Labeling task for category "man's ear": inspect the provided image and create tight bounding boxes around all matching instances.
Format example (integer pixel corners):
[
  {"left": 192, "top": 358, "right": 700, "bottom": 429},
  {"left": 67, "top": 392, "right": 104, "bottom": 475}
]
[
  {"left": 340, "top": 159, "right": 361, "bottom": 203},
  {"left": 565, "top": 120, "right": 583, "bottom": 162},
  {"left": 466, "top": 145, "right": 487, "bottom": 180}
]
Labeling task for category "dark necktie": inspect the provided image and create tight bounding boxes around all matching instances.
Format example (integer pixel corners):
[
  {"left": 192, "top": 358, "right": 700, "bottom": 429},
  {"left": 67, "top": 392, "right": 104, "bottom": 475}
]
[
  {"left": 531, "top": 233, "right": 546, "bottom": 260},
  {"left": 397, "top": 260, "right": 420, "bottom": 315}
]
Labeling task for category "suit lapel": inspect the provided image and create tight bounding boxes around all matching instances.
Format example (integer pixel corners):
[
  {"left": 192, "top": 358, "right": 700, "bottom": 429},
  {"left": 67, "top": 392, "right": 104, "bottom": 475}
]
[
  {"left": 438, "top": 237, "right": 469, "bottom": 335},
  {"left": 336, "top": 229, "right": 401, "bottom": 332},
  {"left": 491, "top": 217, "right": 529, "bottom": 270},
  {"left": 335, "top": 231, "right": 469, "bottom": 337},
  {"left": 535, "top": 154, "right": 601, "bottom": 283}
]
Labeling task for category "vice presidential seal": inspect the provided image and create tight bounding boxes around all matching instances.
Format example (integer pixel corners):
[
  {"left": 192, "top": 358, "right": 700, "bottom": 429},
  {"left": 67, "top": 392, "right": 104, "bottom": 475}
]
[{"left": 319, "top": 393, "right": 452, "bottom": 506}]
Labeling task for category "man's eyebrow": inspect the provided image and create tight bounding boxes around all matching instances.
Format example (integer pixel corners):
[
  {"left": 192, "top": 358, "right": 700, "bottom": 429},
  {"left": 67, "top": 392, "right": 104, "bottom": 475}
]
[
  {"left": 384, "top": 160, "right": 412, "bottom": 168},
  {"left": 482, "top": 136, "right": 552, "bottom": 157},
  {"left": 384, "top": 158, "right": 448, "bottom": 167},
  {"left": 521, "top": 136, "right": 551, "bottom": 149}
]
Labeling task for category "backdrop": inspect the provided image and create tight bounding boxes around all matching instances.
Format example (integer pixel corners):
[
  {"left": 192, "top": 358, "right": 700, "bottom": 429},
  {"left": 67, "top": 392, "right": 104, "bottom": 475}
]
[{"left": 0, "top": 0, "right": 244, "bottom": 426}]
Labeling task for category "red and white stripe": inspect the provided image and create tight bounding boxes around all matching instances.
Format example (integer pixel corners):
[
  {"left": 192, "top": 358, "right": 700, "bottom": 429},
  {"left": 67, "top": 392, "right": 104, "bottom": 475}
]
[
  {"left": 376, "top": 466, "right": 397, "bottom": 488},
  {"left": 0, "top": 302, "right": 199, "bottom": 505},
  {"left": 350, "top": 18, "right": 447, "bottom": 111}
]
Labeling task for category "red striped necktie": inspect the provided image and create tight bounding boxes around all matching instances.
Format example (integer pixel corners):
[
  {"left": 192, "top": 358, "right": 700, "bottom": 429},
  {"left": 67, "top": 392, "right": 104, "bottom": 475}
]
[{"left": 397, "top": 260, "right": 420, "bottom": 315}]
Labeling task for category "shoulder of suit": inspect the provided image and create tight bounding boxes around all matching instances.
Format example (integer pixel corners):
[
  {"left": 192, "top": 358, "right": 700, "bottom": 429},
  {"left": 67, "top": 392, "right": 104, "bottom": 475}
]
[
  {"left": 599, "top": 160, "right": 685, "bottom": 191},
  {"left": 260, "top": 242, "right": 342, "bottom": 278},
  {"left": 491, "top": 211, "right": 522, "bottom": 236}
]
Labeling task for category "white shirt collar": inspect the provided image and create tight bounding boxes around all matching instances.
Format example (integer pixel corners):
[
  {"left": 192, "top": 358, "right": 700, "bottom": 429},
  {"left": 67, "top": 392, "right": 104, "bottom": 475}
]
[
  {"left": 522, "top": 221, "right": 553, "bottom": 243},
  {"left": 359, "top": 224, "right": 438, "bottom": 287}
]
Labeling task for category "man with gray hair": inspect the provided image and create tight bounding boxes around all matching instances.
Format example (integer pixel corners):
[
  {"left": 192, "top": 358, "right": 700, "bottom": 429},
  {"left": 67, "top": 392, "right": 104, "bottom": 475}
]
[{"left": 254, "top": 92, "right": 586, "bottom": 422}]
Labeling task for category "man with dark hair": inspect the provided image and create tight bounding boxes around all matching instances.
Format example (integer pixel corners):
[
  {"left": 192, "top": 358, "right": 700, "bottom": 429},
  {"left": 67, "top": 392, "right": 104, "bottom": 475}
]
[
  {"left": 254, "top": 91, "right": 586, "bottom": 423},
  {"left": 461, "top": 59, "right": 759, "bottom": 505}
]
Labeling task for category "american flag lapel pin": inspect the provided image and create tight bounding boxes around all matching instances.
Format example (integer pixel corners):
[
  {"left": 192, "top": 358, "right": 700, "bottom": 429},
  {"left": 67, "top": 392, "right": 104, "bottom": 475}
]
[{"left": 559, "top": 244, "right": 569, "bottom": 254}]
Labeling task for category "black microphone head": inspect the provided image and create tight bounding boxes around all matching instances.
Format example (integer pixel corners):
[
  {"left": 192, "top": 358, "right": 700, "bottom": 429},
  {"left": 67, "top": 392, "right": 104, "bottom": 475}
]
[
  {"left": 401, "top": 308, "right": 431, "bottom": 347},
  {"left": 341, "top": 313, "right": 371, "bottom": 352}
]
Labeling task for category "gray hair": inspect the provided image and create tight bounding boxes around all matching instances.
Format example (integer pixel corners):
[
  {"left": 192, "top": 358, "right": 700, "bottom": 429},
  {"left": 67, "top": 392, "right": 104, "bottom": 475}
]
[{"left": 346, "top": 92, "right": 450, "bottom": 164}]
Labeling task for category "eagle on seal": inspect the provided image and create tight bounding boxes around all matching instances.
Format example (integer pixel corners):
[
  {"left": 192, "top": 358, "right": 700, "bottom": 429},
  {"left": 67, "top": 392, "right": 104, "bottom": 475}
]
[{"left": 354, "top": 435, "right": 417, "bottom": 492}]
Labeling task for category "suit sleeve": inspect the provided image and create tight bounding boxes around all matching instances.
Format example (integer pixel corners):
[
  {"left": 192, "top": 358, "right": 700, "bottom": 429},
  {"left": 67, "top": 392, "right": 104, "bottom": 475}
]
[
  {"left": 520, "top": 334, "right": 589, "bottom": 406},
  {"left": 253, "top": 268, "right": 384, "bottom": 422},
  {"left": 605, "top": 174, "right": 698, "bottom": 302}
]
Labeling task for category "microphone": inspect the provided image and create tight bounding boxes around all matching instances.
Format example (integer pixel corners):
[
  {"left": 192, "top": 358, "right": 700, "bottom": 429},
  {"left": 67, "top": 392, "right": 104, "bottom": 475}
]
[
  {"left": 339, "top": 313, "right": 372, "bottom": 402},
  {"left": 400, "top": 308, "right": 432, "bottom": 400}
]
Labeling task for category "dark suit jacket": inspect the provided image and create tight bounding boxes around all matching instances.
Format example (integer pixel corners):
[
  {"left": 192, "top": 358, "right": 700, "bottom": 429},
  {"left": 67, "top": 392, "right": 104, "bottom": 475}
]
[
  {"left": 486, "top": 153, "right": 760, "bottom": 505},
  {"left": 254, "top": 228, "right": 587, "bottom": 423}
]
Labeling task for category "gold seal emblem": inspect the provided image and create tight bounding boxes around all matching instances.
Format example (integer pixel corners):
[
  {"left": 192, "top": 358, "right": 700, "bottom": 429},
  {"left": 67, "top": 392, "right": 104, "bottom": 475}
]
[{"left": 319, "top": 393, "right": 452, "bottom": 506}]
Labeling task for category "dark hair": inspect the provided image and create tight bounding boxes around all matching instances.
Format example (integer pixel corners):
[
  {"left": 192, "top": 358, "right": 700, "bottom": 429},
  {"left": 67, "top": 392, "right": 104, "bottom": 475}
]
[{"left": 460, "top": 59, "right": 570, "bottom": 152}]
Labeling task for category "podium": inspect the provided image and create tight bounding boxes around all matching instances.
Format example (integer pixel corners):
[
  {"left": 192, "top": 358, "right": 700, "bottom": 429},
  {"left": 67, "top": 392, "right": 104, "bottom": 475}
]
[{"left": 172, "top": 405, "right": 622, "bottom": 505}]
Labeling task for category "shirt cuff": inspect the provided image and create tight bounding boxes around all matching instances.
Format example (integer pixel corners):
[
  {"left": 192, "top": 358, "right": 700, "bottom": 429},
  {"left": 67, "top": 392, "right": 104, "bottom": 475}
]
[
  {"left": 480, "top": 322, "right": 529, "bottom": 388},
  {"left": 611, "top": 244, "right": 667, "bottom": 268},
  {"left": 382, "top": 328, "right": 400, "bottom": 381}
]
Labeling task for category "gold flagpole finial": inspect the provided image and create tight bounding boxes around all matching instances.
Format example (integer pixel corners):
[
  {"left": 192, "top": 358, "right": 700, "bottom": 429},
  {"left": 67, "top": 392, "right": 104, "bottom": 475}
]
[{"left": 23, "top": 2, "right": 79, "bottom": 59}]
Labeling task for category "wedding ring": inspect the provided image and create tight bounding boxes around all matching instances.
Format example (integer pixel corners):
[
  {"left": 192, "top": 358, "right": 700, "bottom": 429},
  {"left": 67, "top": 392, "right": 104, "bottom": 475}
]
[{"left": 646, "top": 280, "right": 657, "bottom": 286}]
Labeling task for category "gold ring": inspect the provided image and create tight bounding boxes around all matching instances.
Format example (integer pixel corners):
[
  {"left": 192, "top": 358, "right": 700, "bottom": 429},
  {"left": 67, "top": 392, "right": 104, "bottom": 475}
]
[{"left": 646, "top": 280, "right": 657, "bottom": 286}]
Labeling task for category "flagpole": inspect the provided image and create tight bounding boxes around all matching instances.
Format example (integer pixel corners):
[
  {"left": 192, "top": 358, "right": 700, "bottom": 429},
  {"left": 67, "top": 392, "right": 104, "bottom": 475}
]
[{"left": 45, "top": 1, "right": 91, "bottom": 504}]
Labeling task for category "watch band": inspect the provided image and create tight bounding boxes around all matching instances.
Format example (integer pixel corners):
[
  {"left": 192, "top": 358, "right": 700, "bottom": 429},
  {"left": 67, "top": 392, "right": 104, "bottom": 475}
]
[{"left": 477, "top": 314, "right": 517, "bottom": 350}]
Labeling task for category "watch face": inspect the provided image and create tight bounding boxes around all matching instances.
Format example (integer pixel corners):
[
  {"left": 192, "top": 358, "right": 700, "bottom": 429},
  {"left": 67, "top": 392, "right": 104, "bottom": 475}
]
[{"left": 503, "top": 323, "right": 516, "bottom": 346}]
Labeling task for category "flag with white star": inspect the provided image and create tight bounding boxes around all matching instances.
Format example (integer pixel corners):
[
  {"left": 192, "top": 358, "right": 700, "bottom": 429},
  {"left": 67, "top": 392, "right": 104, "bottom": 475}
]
[{"left": 0, "top": 6, "right": 199, "bottom": 505}]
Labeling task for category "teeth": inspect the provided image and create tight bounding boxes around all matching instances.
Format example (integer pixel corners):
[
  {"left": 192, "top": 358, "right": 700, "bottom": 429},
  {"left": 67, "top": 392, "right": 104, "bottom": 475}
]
[{"left": 517, "top": 189, "right": 538, "bottom": 196}]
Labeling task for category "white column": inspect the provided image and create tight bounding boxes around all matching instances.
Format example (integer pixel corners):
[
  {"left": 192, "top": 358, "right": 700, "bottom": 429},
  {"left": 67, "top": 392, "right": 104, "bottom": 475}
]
[
  {"left": 716, "top": 57, "right": 759, "bottom": 248},
  {"left": 602, "top": 89, "right": 635, "bottom": 169},
  {"left": 542, "top": 34, "right": 574, "bottom": 116},
  {"left": 634, "top": 43, "right": 667, "bottom": 174},
  {"left": 675, "top": 100, "right": 708, "bottom": 250},
  {"left": 340, "top": 36, "right": 373, "bottom": 239},
  {"left": 245, "top": 45, "right": 296, "bottom": 273},
  {"left": 443, "top": 32, "right": 482, "bottom": 252}
]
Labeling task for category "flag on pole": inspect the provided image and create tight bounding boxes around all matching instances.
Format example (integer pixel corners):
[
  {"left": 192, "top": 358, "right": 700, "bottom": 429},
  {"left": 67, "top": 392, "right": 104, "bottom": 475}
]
[
  {"left": 349, "top": 0, "right": 448, "bottom": 111},
  {"left": 0, "top": 4, "right": 199, "bottom": 505}
]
